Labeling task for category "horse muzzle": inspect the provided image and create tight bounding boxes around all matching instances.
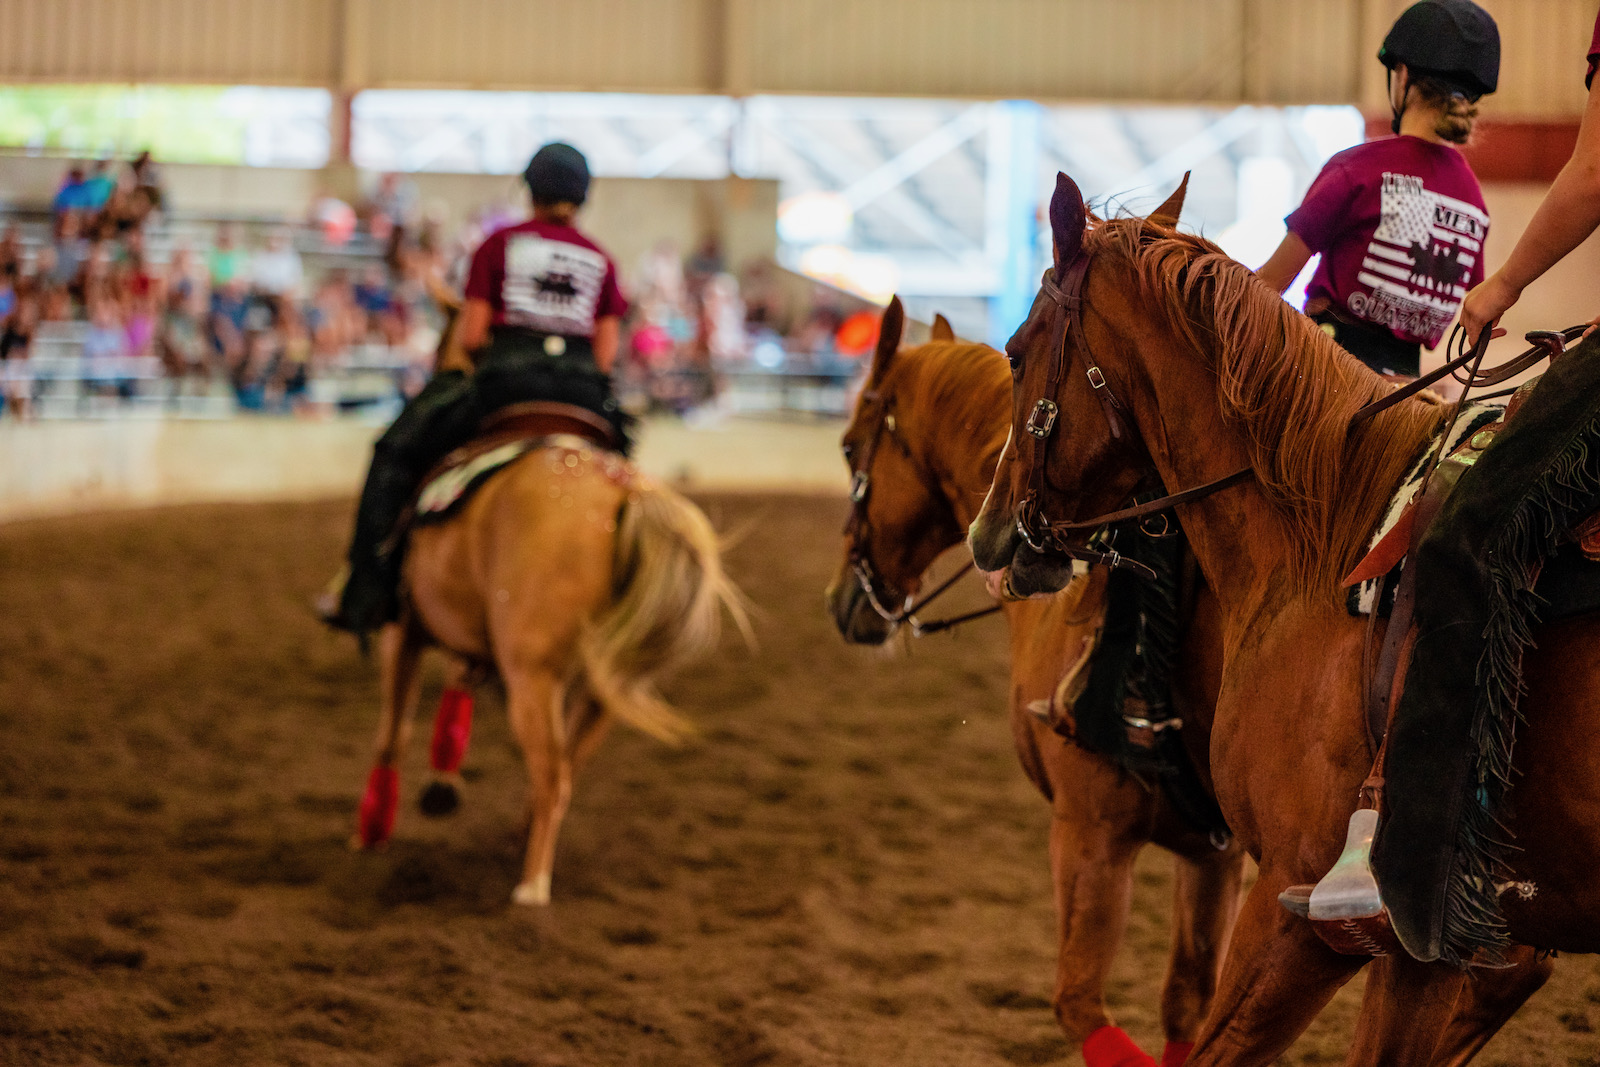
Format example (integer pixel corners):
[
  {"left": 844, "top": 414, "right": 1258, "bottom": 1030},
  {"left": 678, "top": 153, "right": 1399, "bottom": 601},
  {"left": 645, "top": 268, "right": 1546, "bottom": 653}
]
[
  {"left": 1004, "top": 542, "right": 1078, "bottom": 598},
  {"left": 970, "top": 506, "right": 1078, "bottom": 599},
  {"left": 825, "top": 574, "right": 897, "bottom": 645},
  {"left": 967, "top": 506, "right": 1021, "bottom": 574}
]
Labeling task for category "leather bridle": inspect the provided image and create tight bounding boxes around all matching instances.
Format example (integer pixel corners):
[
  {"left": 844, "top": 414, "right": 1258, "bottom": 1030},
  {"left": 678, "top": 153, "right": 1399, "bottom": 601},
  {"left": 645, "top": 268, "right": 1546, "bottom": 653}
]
[
  {"left": 842, "top": 387, "right": 1002, "bottom": 636},
  {"left": 1012, "top": 254, "right": 1252, "bottom": 578}
]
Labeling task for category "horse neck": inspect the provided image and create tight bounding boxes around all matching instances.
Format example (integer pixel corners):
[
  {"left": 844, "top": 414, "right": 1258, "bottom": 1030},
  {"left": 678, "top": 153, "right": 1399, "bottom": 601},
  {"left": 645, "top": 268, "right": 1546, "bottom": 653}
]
[
  {"left": 1119, "top": 316, "right": 1302, "bottom": 612},
  {"left": 901, "top": 357, "right": 1011, "bottom": 531}
]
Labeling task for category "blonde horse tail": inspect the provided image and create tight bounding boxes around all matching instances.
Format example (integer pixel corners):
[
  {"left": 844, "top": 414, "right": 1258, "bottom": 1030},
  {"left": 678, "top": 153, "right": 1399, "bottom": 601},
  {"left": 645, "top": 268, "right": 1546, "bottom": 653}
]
[{"left": 576, "top": 480, "right": 748, "bottom": 742}]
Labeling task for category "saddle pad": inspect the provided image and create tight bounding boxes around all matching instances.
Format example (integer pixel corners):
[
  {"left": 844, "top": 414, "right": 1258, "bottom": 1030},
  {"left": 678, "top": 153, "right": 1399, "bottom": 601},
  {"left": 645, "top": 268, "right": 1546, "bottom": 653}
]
[
  {"left": 1346, "top": 404, "right": 1501, "bottom": 617},
  {"left": 414, "top": 440, "right": 540, "bottom": 523}
]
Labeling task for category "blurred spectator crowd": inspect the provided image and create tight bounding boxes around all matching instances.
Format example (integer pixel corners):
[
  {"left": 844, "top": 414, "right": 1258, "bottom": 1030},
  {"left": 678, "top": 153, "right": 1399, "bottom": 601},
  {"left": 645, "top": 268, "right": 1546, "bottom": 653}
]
[
  {"left": 0, "top": 154, "right": 879, "bottom": 422},
  {"left": 0, "top": 159, "right": 465, "bottom": 419},
  {"left": 622, "top": 236, "right": 877, "bottom": 418}
]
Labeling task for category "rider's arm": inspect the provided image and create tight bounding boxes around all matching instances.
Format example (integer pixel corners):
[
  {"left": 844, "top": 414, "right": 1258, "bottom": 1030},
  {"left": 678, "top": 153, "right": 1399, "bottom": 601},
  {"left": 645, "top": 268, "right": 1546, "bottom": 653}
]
[
  {"left": 1462, "top": 74, "right": 1600, "bottom": 341},
  {"left": 457, "top": 297, "right": 492, "bottom": 353},
  {"left": 1258, "top": 157, "right": 1355, "bottom": 295},
  {"left": 593, "top": 315, "right": 620, "bottom": 374},
  {"left": 1255, "top": 232, "right": 1313, "bottom": 293}
]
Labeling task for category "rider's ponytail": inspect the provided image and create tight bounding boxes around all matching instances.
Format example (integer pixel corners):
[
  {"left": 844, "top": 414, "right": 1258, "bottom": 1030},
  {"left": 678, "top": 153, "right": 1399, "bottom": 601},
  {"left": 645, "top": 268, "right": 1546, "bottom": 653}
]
[{"left": 1412, "top": 74, "right": 1479, "bottom": 144}]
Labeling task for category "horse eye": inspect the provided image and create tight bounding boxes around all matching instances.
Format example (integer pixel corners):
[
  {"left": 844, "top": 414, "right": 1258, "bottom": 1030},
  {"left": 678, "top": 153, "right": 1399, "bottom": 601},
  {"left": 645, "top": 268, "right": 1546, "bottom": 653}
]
[
  {"left": 842, "top": 443, "right": 856, "bottom": 461},
  {"left": 1004, "top": 345, "right": 1022, "bottom": 371}
]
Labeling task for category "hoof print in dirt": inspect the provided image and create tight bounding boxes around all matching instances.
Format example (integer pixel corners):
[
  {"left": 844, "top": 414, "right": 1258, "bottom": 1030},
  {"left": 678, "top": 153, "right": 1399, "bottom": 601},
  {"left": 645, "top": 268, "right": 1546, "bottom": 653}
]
[{"left": 418, "top": 780, "right": 460, "bottom": 817}]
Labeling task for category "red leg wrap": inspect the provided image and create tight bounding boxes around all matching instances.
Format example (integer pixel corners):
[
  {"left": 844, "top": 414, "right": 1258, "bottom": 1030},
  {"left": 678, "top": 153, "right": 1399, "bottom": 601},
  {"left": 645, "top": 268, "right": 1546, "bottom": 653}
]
[
  {"left": 429, "top": 688, "right": 474, "bottom": 774},
  {"left": 1160, "top": 1040, "right": 1195, "bottom": 1067},
  {"left": 1082, "top": 1026, "right": 1157, "bottom": 1067},
  {"left": 357, "top": 765, "right": 399, "bottom": 848}
]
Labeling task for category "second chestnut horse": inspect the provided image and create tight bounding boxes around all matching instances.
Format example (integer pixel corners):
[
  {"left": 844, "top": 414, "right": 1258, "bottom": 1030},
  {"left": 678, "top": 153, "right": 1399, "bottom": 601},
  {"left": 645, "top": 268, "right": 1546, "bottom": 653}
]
[{"left": 826, "top": 296, "right": 1243, "bottom": 1067}]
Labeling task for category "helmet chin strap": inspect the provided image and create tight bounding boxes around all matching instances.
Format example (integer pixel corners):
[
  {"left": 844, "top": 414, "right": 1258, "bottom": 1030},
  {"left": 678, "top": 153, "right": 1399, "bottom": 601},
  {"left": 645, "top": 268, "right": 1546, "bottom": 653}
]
[{"left": 1388, "top": 69, "right": 1411, "bottom": 136}]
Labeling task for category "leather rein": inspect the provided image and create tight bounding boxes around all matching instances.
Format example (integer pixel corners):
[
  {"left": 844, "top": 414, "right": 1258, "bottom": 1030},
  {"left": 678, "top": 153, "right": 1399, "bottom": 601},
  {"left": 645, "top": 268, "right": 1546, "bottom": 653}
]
[
  {"left": 1012, "top": 246, "right": 1585, "bottom": 579},
  {"left": 842, "top": 388, "right": 1002, "bottom": 637}
]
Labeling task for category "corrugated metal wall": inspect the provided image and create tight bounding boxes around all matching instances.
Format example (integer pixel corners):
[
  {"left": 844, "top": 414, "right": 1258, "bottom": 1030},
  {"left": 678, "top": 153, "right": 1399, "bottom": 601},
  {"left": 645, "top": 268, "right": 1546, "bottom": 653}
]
[
  {"left": 0, "top": 0, "right": 1591, "bottom": 116},
  {"left": 0, "top": 0, "right": 339, "bottom": 85},
  {"left": 734, "top": 0, "right": 1245, "bottom": 101},
  {"left": 361, "top": 0, "right": 720, "bottom": 92}
]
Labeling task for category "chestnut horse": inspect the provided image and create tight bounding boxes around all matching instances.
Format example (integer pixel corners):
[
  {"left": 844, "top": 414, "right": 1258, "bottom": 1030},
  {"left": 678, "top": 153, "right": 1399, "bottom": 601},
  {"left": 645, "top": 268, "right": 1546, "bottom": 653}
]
[
  {"left": 969, "top": 173, "right": 1577, "bottom": 1064},
  {"left": 826, "top": 297, "right": 1245, "bottom": 1066},
  {"left": 353, "top": 443, "right": 743, "bottom": 906}
]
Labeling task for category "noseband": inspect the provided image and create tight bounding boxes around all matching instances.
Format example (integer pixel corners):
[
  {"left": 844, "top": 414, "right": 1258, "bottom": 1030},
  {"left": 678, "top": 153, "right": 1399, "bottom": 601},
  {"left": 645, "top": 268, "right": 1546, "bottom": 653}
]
[
  {"left": 1012, "top": 253, "right": 1254, "bottom": 578},
  {"left": 843, "top": 388, "right": 1001, "bottom": 636}
]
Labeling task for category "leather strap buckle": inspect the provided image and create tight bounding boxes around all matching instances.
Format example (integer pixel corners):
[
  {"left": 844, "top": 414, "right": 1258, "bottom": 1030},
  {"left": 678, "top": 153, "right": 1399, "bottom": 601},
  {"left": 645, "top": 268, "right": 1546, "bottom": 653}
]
[
  {"left": 1086, "top": 366, "right": 1108, "bottom": 390},
  {"left": 1026, "top": 399, "right": 1059, "bottom": 438},
  {"left": 849, "top": 469, "right": 870, "bottom": 503},
  {"left": 1124, "top": 713, "right": 1182, "bottom": 750}
]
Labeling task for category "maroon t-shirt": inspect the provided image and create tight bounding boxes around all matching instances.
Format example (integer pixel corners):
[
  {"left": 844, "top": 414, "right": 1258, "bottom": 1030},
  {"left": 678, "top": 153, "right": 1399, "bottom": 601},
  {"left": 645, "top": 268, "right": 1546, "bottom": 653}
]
[
  {"left": 464, "top": 219, "right": 627, "bottom": 337},
  {"left": 1286, "top": 136, "right": 1488, "bottom": 349}
]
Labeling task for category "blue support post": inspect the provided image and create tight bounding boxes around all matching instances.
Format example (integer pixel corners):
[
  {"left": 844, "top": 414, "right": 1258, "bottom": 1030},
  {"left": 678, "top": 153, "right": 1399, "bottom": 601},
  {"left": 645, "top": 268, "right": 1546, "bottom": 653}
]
[{"left": 986, "top": 99, "right": 1043, "bottom": 349}]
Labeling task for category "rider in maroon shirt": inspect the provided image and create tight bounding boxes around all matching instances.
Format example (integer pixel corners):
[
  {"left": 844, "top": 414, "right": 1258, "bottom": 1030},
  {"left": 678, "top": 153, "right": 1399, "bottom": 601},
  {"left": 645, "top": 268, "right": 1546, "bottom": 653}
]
[
  {"left": 321, "top": 143, "right": 632, "bottom": 636},
  {"left": 1257, "top": 0, "right": 1499, "bottom": 377}
]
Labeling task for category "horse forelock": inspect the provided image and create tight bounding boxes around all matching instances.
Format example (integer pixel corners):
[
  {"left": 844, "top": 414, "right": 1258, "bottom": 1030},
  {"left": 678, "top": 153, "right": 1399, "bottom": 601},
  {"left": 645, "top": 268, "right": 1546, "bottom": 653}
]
[{"left": 1083, "top": 217, "right": 1448, "bottom": 598}]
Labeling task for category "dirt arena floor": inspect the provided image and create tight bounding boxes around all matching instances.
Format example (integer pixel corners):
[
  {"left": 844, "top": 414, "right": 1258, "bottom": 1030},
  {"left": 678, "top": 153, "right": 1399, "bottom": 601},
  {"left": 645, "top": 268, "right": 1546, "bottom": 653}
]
[{"left": 2, "top": 492, "right": 1598, "bottom": 1066}]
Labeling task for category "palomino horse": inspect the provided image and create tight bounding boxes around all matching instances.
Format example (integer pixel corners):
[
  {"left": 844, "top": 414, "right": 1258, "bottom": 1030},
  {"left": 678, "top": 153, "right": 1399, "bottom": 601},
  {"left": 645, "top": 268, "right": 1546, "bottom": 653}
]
[
  {"left": 353, "top": 439, "right": 743, "bottom": 906},
  {"left": 826, "top": 296, "right": 1245, "bottom": 1066},
  {"left": 968, "top": 173, "right": 1573, "bottom": 1064}
]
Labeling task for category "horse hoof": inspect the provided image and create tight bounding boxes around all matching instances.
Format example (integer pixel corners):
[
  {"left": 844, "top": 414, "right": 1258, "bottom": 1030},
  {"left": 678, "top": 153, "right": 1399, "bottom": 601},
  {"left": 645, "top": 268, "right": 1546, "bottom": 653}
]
[
  {"left": 418, "top": 780, "right": 460, "bottom": 817},
  {"left": 512, "top": 875, "right": 552, "bottom": 906}
]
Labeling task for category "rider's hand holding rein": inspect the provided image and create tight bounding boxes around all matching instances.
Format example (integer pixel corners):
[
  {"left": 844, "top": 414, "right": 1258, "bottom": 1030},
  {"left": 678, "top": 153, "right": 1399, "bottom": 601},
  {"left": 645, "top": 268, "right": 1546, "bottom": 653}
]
[{"left": 1461, "top": 23, "right": 1600, "bottom": 344}]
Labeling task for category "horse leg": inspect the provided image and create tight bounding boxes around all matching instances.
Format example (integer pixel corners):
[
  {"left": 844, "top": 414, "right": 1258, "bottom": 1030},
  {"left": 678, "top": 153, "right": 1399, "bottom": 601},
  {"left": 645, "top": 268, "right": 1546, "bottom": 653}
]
[
  {"left": 1426, "top": 946, "right": 1552, "bottom": 1066},
  {"left": 419, "top": 655, "right": 475, "bottom": 818},
  {"left": 1047, "top": 813, "right": 1155, "bottom": 1065},
  {"left": 1344, "top": 945, "right": 1551, "bottom": 1066},
  {"left": 505, "top": 663, "right": 571, "bottom": 906},
  {"left": 1184, "top": 872, "right": 1366, "bottom": 1066},
  {"left": 354, "top": 619, "right": 427, "bottom": 849},
  {"left": 565, "top": 694, "right": 614, "bottom": 775},
  {"left": 1157, "top": 848, "right": 1245, "bottom": 1066}
]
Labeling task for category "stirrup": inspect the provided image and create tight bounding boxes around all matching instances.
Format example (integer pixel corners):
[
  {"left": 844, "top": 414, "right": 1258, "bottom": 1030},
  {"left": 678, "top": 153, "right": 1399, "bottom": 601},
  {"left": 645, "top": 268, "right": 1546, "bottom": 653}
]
[
  {"left": 313, "top": 566, "right": 350, "bottom": 626},
  {"left": 1279, "top": 809, "right": 1400, "bottom": 956}
]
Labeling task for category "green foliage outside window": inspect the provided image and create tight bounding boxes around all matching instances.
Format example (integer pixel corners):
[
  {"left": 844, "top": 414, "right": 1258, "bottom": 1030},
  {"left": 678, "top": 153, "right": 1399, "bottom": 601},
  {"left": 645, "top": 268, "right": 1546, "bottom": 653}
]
[{"left": 0, "top": 85, "right": 329, "bottom": 167}]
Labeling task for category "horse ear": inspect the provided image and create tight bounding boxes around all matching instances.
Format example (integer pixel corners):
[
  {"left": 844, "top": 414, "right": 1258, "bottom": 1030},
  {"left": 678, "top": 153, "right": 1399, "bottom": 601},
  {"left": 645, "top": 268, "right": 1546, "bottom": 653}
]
[
  {"left": 869, "top": 295, "right": 905, "bottom": 386},
  {"left": 1049, "top": 172, "right": 1088, "bottom": 274},
  {"left": 1148, "top": 170, "right": 1190, "bottom": 229},
  {"left": 930, "top": 312, "right": 955, "bottom": 341}
]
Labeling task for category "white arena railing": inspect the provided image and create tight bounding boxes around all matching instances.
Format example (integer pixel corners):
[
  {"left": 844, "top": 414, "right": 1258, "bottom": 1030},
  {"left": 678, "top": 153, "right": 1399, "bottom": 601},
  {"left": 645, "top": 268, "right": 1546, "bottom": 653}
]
[{"left": 3, "top": 322, "right": 418, "bottom": 420}]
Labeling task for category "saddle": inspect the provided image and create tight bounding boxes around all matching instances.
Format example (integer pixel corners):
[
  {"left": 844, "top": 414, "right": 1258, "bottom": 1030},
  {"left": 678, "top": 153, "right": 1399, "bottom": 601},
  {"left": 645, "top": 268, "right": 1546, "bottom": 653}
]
[
  {"left": 407, "top": 401, "right": 625, "bottom": 530},
  {"left": 1283, "top": 335, "right": 1600, "bottom": 962}
]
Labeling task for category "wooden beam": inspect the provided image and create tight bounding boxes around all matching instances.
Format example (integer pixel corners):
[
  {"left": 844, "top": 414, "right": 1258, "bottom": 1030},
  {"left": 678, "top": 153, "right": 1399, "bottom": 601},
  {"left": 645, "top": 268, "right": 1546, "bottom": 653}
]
[
  {"left": 722, "top": 0, "right": 753, "bottom": 97},
  {"left": 339, "top": 0, "right": 369, "bottom": 92}
]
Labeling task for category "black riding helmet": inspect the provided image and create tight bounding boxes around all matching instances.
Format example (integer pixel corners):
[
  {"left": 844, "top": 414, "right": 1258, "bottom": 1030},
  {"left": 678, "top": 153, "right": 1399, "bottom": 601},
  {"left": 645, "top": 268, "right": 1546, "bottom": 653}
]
[
  {"left": 523, "top": 142, "right": 590, "bottom": 206},
  {"left": 1379, "top": 0, "right": 1500, "bottom": 100}
]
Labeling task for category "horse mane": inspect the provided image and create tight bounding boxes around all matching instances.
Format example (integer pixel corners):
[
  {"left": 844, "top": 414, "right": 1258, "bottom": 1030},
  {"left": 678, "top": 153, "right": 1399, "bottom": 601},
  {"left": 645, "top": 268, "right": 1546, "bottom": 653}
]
[
  {"left": 884, "top": 339, "right": 1013, "bottom": 473},
  {"left": 1084, "top": 216, "right": 1449, "bottom": 597}
]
